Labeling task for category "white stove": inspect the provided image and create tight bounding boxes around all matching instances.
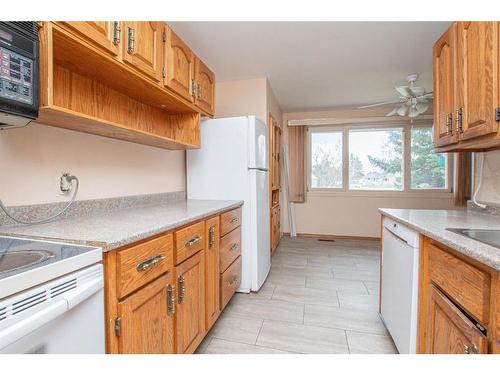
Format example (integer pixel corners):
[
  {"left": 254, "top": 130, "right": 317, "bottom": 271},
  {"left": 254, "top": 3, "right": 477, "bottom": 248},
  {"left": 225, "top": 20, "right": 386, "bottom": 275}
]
[{"left": 0, "top": 236, "right": 104, "bottom": 353}]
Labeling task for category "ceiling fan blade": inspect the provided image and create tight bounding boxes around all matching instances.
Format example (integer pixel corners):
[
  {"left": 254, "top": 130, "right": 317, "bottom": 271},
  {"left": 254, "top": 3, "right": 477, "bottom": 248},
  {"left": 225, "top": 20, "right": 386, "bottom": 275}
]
[
  {"left": 357, "top": 100, "right": 403, "bottom": 109},
  {"left": 409, "top": 86, "right": 425, "bottom": 97},
  {"left": 421, "top": 92, "right": 434, "bottom": 99},
  {"left": 416, "top": 102, "right": 429, "bottom": 113},
  {"left": 386, "top": 107, "right": 399, "bottom": 117},
  {"left": 395, "top": 86, "right": 413, "bottom": 97},
  {"left": 396, "top": 104, "right": 409, "bottom": 117}
]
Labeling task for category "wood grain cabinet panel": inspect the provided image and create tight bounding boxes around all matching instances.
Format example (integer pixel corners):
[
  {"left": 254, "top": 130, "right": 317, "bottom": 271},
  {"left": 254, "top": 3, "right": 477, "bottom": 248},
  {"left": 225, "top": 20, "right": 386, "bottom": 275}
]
[
  {"left": 205, "top": 216, "right": 220, "bottom": 330},
  {"left": 122, "top": 21, "right": 163, "bottom": 82},
  {"left": 220, "top": 227, "right": 241, "bottom": 273},
  {"left": 116, "top": 233, "right": 174, "bottom": 299},
  {"left": 425, "top": 285, "right": 488, "bottom": 354},
  {"left": 62, "top": 21, "right": 121, "bottom": 57},
  {"left": 220, "top": 207, "right": 242, "bottom": 236},
  {"left": 165, "top": 28, "right": 194, "bottom": 101},
  {"left": 433, "top": 24, "right": 458, "bottom": 147},
  {"left": 220, "top": 256, "right": 242, "bottom": 311},
  {"left": 175, "top": 250, "right": 206, "bottom": 354},
  {"left": 117, "top": 272, "right": 175, "bottom": 354},
  {"left": 174, "top": 221, "right": 205, "bottom": 265},
  {"left": 194, "top": 57, "right": 215, "bottom": 115},
  {"left": 455, "top": 22, "right": 499, "bottom": 141},
  {"left": 428, "top": 242, "right": 491, "bottom": 324}
]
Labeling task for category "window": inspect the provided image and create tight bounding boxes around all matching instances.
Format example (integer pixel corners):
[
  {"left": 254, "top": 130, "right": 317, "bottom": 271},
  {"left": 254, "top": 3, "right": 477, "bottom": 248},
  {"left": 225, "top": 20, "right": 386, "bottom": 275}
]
[
  {"left": 310, "top": 131, "right": 343, "bottom": 188},
  {"left": 308, "top": 124, "right": 452, "bottom": 193},
  {"left": 349, "top": 128, "right": 403, "bottom": 191},
  {"left": 411, "top": 127, "right": 448, "bottom": 189}
]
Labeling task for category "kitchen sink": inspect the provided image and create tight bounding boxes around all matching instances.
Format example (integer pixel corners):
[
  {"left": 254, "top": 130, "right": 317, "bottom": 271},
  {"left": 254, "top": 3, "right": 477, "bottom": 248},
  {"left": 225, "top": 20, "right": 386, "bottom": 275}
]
[{"left": 446, "top": 228, "right": 500, "bottom": 249}]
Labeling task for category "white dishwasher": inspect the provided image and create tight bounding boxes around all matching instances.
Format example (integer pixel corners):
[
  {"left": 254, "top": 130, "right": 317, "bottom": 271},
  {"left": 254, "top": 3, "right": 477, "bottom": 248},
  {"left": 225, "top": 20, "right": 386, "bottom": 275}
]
[{"left": 381, "top": 218, "right": 420, "bottom": 354}]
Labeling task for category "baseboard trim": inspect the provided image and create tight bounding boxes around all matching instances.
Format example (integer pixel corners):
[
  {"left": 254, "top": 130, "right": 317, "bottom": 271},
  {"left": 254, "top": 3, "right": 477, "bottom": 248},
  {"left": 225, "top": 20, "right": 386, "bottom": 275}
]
[{"left": 282, "top": 232, "right": 380, "bottom": 241}]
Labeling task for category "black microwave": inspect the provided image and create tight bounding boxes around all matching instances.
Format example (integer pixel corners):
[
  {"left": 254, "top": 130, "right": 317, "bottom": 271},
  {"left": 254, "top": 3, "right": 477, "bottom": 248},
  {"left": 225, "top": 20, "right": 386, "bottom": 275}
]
[{"left": 0, "top": 22, "right": 39, "bottom": 129}]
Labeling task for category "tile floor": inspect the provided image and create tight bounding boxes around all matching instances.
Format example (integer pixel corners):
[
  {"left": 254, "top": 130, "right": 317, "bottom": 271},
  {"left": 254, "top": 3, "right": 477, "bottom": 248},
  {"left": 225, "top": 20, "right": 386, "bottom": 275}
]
[{"left": 196, "top": 237, "right": 398, "bottom": 354}]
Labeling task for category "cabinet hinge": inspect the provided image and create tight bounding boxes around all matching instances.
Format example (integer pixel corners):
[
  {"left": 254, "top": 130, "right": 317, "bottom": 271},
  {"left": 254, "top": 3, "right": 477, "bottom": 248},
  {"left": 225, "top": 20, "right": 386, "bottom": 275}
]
[
  {"left": 496, "top": 107, "right": 500, "bottom": 121},
  {"left": 162, "top": 31, "right": 167, "bottom": 43},
  {"left": 114, "top": 316, "right": 122, "bottom": 337},
  {"left": 162, "top": 66, "right": 166, "bottom": 78}
]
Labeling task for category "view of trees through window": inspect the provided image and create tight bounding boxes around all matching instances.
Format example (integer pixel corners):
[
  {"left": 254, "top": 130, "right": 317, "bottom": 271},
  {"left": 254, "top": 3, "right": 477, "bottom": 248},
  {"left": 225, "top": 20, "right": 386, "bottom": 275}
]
[{"left": 310, "top": 126, "right": 448, "bottom": 191}]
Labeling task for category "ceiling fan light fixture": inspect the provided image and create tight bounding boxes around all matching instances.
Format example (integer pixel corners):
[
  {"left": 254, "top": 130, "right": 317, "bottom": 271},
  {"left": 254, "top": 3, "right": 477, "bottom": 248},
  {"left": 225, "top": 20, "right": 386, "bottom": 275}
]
[
  {"left": 396, "top": 105, "right": 408, "bottom": 117},
  {"left": 416, "top": 102, "right": 429, "bottom": 114},
  {"left": 409, "top": 106, "right": 420, "bottom": 118}
]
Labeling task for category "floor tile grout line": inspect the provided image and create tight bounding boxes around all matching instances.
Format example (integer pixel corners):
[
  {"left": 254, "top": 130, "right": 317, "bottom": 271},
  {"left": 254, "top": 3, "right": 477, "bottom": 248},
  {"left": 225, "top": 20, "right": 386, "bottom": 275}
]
[
  {"left": 344, "top": 330, "right": 351, "bottom": 354},
  {"left": 254, "top": 319, "right": 265, "bottom": 345}
]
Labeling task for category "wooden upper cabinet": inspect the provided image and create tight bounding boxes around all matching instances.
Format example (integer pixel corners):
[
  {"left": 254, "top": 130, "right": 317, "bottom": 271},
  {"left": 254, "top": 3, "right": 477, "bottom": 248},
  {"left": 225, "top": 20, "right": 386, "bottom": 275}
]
[
  {"left": 205, "top": 216, "right": 220, "bottom": 330},
  {"left": 175, "top": 250, "right": 206, "bottom": 354},
  {"left": 455, "top": 22, "right": 499, "bottom": 141},
  {"left": 433, "top": 24, "right": 458, "bottom": 147},
  {"left": 117, "top": 273, "right": 175, "bottom": 354},
  {"left": 194, "top": 57, "right": 215, "bottom": 115},
  {"left": 62, "top": 21, "right": 121, "bottom": 57},
  {"left": 165, "top": 28, "right": 195, "bottom": 101},
  {"left": 425, "top": 285, "right": 488, "bottom": 354},
  {"left": 122, "top": 21, "right": 163, "bottom": 82}
]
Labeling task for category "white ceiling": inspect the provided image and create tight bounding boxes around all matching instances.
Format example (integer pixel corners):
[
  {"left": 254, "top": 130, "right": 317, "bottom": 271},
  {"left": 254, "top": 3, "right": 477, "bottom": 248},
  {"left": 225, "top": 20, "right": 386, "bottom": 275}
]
[{"left": 169, "top": 22, "right": 451, "bottom": 112}]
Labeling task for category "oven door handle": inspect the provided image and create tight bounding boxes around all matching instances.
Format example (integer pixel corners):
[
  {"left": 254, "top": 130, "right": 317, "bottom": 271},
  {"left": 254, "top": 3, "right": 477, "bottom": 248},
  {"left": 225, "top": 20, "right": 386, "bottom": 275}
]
[{"left": 0, "top": 299, "right": 68, "bottom": 350}]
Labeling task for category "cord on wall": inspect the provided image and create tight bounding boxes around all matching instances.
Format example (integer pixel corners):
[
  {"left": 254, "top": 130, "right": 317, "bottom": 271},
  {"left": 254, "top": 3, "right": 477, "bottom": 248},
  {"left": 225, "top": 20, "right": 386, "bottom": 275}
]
[
  {"left": 0, "top": 173, "right": 80, "bottom": 225},
  {"left": 472, "top": 153, "right": 487, "bottom": 209}
]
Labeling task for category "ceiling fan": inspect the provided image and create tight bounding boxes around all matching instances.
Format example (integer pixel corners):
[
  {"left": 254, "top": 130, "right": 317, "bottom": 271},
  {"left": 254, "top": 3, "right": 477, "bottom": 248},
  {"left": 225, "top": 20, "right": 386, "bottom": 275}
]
[{"left": 358, "top": 74, "right": 433, "bottom": 118}]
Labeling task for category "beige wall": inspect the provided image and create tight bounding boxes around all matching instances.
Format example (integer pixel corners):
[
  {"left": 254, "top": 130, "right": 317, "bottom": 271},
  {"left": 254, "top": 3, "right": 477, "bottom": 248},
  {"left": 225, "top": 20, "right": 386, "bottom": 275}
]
[
  {"left": 215, "top": 78, "right": 268, "bottom": 122},
  {"left": 281, "top": 110, "right": 458, "bottom": 238},
  {"left": 474, "top": 150, "right": 500, "bottom": 205},
  {"left": 0, "top": 124, "right": 186, "bottom": 206}
]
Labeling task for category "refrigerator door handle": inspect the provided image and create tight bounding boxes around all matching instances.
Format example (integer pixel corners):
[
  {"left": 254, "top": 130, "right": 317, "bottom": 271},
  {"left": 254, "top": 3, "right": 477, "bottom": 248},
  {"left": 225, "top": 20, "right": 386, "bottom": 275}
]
[{"left": 248, "top": 167, "right": 269, "bottom": 172}]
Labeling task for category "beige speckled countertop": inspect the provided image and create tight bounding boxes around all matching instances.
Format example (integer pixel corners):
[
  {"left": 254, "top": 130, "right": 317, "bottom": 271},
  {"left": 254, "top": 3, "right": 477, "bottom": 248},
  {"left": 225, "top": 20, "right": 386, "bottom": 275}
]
[
  {"left": 0, "top": 199, "right": 243, "bottom": 251},
  {"left": 379, "top": 208, "right": 500, "bottom": 271}
]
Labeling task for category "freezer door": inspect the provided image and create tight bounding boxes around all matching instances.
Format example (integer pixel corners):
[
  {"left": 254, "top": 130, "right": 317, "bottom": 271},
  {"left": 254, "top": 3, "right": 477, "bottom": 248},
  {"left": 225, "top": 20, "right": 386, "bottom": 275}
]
[
  {"left": 248, "top": 169, "right": 271, "bottom": 291},
  {"left": 247, "top": 117, "right": 268, "bottom": 170}
]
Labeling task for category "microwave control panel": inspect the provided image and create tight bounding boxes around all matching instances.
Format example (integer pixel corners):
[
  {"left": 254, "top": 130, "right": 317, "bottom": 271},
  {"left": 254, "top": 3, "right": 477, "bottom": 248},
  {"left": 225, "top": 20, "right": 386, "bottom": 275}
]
[{"left": 0, "top": 46, "right": 34, "bottom": 105}]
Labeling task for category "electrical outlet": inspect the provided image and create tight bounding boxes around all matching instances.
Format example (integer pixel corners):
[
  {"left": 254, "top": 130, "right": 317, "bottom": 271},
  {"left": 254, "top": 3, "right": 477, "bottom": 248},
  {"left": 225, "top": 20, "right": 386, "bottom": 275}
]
[{"left": 59, "top": 173, "right": 72, "bottom": 194}]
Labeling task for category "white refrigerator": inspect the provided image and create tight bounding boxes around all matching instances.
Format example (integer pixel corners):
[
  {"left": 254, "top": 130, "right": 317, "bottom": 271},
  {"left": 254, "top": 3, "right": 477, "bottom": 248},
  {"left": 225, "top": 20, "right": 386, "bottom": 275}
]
[{"left": 187, "top": 116, "right": 271, "bottom": 292}]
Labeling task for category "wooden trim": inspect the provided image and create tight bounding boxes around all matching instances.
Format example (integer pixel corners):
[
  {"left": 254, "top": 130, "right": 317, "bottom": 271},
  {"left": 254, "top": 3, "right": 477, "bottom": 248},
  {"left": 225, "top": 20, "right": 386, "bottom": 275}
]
[{"left": 282, "top": 232, "right": 380, "bottom": 241}]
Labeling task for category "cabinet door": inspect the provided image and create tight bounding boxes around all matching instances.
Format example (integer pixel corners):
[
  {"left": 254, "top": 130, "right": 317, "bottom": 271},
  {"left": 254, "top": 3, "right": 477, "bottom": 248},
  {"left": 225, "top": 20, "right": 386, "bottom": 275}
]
[
  {"left": 122, "top": 21, "right": 163, "bottom": 82},
  {"left": 205, "top": 216, "right": 220, "bottom": 330},
  {"left": 433, "top": 24, "right": 458, "bottom": 147},
  {"left": 456, "top": 22, "right": 499, "bottom": 141},
  {"left": 194, "top": 57, "right": 215, "bottom": 115},
  {"left": 175, "top": 250, "right": 206, "bottom": 353},
  {"left": 271, "top": 206, "right": 279, "bottom": 253},
  {"left": 425, "top": 285, "right": 488, "bottom": 354},
  {"left": 117, "top": 272, "right": 175, "bottom": 354},
  {"left": 62, "top": 22, "right": 121, "bottom": 57},
  {"left": 165, "top": 28, "right": 195, "bottom": 101}
]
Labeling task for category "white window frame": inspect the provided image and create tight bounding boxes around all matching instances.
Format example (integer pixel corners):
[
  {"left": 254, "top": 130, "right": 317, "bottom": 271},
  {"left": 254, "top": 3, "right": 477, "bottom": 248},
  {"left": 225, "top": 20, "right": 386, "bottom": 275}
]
[{"left": 307, "top": 122, "right": 453, "bottom": 197}]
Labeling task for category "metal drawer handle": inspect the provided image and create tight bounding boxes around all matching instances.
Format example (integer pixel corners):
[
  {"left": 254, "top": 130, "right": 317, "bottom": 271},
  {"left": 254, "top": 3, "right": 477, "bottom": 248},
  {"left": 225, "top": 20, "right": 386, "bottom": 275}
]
[
  {"left": 185, "top": 235, "right": 202, "bottom": 248},
  {"left": 112, "top": 21, "right": 121, "bottom": 46},
  {"left": 228, "top": 274, "right": 239, "bottom": 285},
  {"left": 464, "top": 344, "right": 478, "bottom": 354},
  {"left": 208, "top": 225, "right": 216, "bottom": 249},
  {"left": 167, "top": 284, "right": 176, "bottom": 315},
  {"left": 127, "top": 27, "right": 135, "bottom": 54},
  {"left": 136, "top": 254, "right": 165, "bottom": 272},
  {"left": 229, "top": 243, "right": 239, "bottom": 252},
  {"left": 230, "top": 217, "right": 239, "bottom": 224}
]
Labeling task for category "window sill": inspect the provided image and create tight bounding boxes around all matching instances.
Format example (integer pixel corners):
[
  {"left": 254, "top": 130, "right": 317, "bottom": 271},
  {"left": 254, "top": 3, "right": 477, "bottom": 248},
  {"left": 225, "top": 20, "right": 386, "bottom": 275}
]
[{"left": 307, "top": 189, "right": 454, "bottom": 199}]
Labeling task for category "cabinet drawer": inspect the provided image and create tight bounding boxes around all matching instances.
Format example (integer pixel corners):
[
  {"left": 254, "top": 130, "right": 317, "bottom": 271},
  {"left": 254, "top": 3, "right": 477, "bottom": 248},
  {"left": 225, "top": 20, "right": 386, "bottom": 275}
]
[
  {"left": 174, "top": 221, "right": 205, "bottom": 265},
  {"left": 116, "top": 233, "right": 173, "bottom": 299},
  {"left": 429, "top": 242, "right": 491, "bottom": 324},
  {"left": 220, "top": 256, "right": 241, "bottom": 311},
  {"left": 220, "top": 207, "right": 242, "bottom": 236},
  {"left": 220, "top": 227, "right": 241, "bottom": 273}
]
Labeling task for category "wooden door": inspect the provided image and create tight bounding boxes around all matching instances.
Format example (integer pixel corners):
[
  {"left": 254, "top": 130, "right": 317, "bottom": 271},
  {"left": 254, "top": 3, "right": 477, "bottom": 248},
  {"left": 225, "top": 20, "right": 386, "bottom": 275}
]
[
  {"left": 122, "top": 21, "right": 163, "bottom": 82},
  {"left": 117, "top": 272, "right": 175, "bottom": 354},
  {"left": 433, "top": 24, "right": 458, "bottom": 147},
  {"left": 455, "top": 22, "right": 499, "bottom": 141},
  {"left": 62, "top": 22, "right": 121, "bottom": 57},
  {"left": 425, "top": 285, "right": 488, "bottom": 354},
  {"left": 194, "top": 57, "right": 215, "bottom": 115},
  {"left": 205, "top": 216, "right": 220, "bottom": 330},
  {"left": 175, "top": 251, "right": 206, "bottom": 353},
  {"left": 165, "top": 28, "right": 195, "bottom": 101}
]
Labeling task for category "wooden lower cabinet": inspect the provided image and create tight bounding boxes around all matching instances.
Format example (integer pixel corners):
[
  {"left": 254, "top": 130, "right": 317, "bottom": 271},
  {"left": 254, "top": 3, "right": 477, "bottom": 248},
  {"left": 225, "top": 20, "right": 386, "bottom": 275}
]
[
  {"left": 426, "top": 285, "right": 488, "bottom": 354},
  {"left": 205, "top": 216, "right": 220, "bottom": 330},
  {"left": 418, "top": 236, "right": 500, "bottom": 354},
  {"left": 104, "top": 206, "right": 242, "bottom": 354},
  {"left": 175, "top": 250, "right": 206, "bottom": 354},
  {"left": 271, "top": 205, "right": 280, "bottom": 253},
  {"left": 117, "top": 272, "right": 175, "bottom": 354}
]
